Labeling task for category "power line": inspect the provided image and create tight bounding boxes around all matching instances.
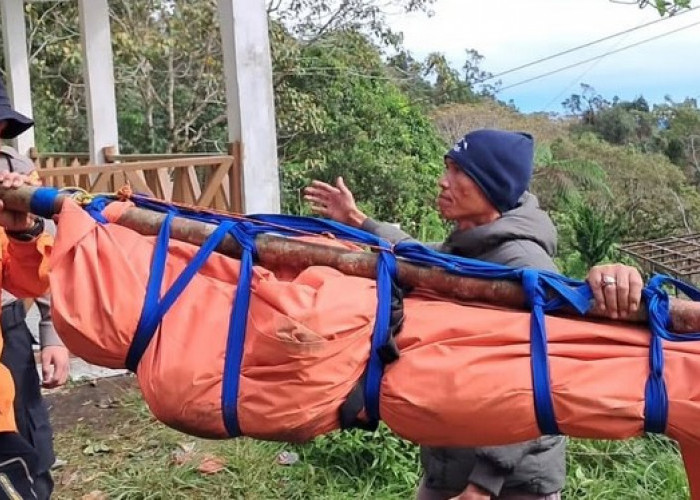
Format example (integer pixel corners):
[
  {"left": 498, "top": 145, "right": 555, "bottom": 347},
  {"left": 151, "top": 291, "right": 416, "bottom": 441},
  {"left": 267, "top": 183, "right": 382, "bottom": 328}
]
[
  {"left": 541, "top": 28, "right": 635, "bottom": 110},
  {"left": 483, "top": 5, "right": 699, "bottom": 83},
  {"left": 540, "top": 54, "right": 615, "bottom": 111},
  {"left": 497, "top": 19, "right": 700, "bottom": 93}
]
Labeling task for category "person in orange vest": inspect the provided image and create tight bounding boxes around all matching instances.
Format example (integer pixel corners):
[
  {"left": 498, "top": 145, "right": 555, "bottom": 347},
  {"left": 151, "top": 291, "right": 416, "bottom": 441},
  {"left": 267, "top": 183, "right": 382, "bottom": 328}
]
[
  {"left": 0, "top": 133, "right": 68, "bottom": 499},
  {"left": 0, "top": 78, "right": 52, "bottom": 500}
]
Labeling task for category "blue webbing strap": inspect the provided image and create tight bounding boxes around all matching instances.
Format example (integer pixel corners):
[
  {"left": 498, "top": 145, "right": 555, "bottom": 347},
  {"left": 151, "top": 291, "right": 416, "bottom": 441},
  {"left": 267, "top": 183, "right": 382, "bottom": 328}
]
[
  {"left": 130, "top": 197, "right": 395, "bottom": 250},
  {"left": 642, "top": 275, "right": 700, "bottom": 433},
  {"left": 83, "top": 196, "right": 111, "bottom": 224},
  {"left": 221, "top": 224, "right": 258, "bottom": 437},
  {"left": 363, "top": 247, "right": 398, "bottom": 427},
  {"left": 522, "top": 270, "right": 560, "bottom": 435},
  {"left": 125, "top": 215, "right": 235, "bottom": 372},
  {"left": 29, "top": 187, "right": 60, "bottom": 219},
  {"left": 126, "top": 211, "right": 173, "bottom": 371},
  {"left": 643, "top": 331, "right": 667, "bottom": 434}
]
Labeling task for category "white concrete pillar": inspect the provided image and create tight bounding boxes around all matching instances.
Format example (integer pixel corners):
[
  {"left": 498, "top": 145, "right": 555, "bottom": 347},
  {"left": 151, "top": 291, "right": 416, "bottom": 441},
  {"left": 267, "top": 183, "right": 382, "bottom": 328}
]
[
  {"left": 78, "top": 0, "right": 119, "bottom": 164},
  {"left": 1, "top": 0, "right": 35, "bottom": 155},
  {"left": 218, "top": 0, "right": 280, "bottom": 214}
]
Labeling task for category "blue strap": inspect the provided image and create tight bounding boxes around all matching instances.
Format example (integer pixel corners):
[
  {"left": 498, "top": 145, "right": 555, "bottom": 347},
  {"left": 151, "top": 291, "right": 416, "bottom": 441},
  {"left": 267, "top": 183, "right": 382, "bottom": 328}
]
[
  {"left": 643, "top": 331, "right": 667, "bottom": 434},
  {"left": 126, "top": 211, "right": 173, "bottom": 371},
  {"left": 125, "top": 215, "right": 235, "bottom": 372},
  {"left": 29, "top": 187, "right": 60, "bottom": 219},
  {"left": 83, "top": 196, "right": 110, "bottom": 224},
  {"left": 522, "top": 269, "right": 560, "bottom": 435},
  {"left": 131, "top": 196, "right": 395, "bottom": 250},
  {"left": 641, "top": 275, "right": 700, "bottom": 433},
  {"left": 221, "top": 224, "right": 258, "bottom": 437},
  {"left": 540, "top": 275, "right": 593, "bottom": 315},
  {"left": 363, "top": 247, "right": 398, "bottom": 426}
]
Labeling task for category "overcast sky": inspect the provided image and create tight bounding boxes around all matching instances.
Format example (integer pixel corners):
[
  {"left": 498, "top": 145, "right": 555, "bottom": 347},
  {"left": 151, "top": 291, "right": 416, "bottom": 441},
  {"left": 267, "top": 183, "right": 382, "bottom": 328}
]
[{"left": 390, "top": 0, "right": 700, "bottom": 113}]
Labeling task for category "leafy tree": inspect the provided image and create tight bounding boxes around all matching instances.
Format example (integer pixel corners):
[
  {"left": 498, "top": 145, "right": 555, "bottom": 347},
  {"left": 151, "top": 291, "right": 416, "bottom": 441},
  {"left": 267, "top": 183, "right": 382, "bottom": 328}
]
[
  {"left": 566, "top": 89, "right": 659, "bottom": 152},
  {"left": 111, "top": 0, "right": 228, "bottom": 153},
  {"left": 267, "top": 0, "right": 436, "bottom": 48},
  {"left": 562, "top": 84, "right": 609, "bottom": 124},
  {"left": 550, "top": 133, "right": 700, "bottom": 241},
  {"left": 593, "top": 107, "right": 639, "bottom": 145},
  {"left": 385, "top": 49, "right": 497, "bottom": 109},
  {"left": 645, "top": 0, "right": 693, "bottom": 15},
  {"left": 616, "top": 96, "right": 650, "bottom": 113},
  {"left": 531, "top": 142, "right": 610, "bottom": 210},
  {"left": 419, "top": 52, "right": 479, "bottom": 106},
  {"left": 276, "top": 30, "right": 447, "bottom": 234},
  {"left": 19, "top": 2, "right": 86, "bottom": 152},
  {"left": 655, "top": 98, "right": 700, "bottom": 180},
  {"left": 431, "top": 100, "right": 566, "bottom": 146},
  {"left": 568, "top": 201, "right": 626, "bottom": 270}
]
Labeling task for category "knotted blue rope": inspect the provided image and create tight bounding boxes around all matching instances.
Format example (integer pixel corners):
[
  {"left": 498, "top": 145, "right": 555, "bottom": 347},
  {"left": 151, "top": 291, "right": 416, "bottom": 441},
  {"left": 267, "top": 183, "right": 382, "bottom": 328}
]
[{"left": 642, "top": 275, "right": 700, "bottom": 433}]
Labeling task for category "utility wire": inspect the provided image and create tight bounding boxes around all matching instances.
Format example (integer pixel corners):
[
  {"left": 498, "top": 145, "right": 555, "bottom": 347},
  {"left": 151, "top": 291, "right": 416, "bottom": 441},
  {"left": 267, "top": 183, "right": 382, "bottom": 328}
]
[
  {"left": 541, "top": 29, "right": 634, "bottom": 110},
  {"left": 483, "top": 5, "right": 699, "bottom": 82},
  {"left": 497, "top": 19, "right": 700, "bottom": 92}
]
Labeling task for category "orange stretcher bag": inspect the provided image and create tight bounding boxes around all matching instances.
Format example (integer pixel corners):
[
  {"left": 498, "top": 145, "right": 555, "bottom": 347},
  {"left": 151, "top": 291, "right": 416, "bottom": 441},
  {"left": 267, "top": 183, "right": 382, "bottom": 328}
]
[{"left": 47, "top": 198, "right": 700, "bottom": 497}]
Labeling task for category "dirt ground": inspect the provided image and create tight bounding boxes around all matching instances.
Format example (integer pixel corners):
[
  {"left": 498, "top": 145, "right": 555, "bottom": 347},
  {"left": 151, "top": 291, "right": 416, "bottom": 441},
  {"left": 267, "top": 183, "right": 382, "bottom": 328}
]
[{"left": 45, "top": 375, "right": 138, "bottom": 433}]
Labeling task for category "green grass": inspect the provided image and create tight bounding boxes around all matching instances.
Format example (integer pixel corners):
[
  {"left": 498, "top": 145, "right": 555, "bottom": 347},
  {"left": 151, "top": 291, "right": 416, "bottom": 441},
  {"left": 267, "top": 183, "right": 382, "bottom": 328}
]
[
  {"left": 565, "top": 436, "right": 688, "bottom": 499},
  {"left": 53, "top": 389, "right": 688, "bottom": 499}
]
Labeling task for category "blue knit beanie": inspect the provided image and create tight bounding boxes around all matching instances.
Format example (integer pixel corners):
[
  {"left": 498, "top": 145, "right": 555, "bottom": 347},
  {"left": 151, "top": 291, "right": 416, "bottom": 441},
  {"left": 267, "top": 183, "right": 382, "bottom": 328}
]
[{"left": 444, "top": 129, "right": 534, "bottom": 213}]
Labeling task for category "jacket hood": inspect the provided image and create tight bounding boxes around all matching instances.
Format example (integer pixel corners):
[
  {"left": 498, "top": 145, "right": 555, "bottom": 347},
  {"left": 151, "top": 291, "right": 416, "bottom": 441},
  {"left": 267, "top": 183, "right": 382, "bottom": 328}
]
[{"left": 442, "top": 192, "right": 556, "bottom": 259}]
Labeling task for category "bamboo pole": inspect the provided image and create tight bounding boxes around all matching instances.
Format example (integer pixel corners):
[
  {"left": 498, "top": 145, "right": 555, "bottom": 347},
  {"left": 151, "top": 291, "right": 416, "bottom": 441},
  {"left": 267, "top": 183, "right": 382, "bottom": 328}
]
[{"left": 3, "top": 186, "right": 700, "bottom": 333}]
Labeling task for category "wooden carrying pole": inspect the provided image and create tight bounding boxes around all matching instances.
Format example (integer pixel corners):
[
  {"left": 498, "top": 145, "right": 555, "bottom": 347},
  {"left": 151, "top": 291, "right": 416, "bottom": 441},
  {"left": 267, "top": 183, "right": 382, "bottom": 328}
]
[{"left": 3, "top": 185, "right": 700, "bottom": 334}]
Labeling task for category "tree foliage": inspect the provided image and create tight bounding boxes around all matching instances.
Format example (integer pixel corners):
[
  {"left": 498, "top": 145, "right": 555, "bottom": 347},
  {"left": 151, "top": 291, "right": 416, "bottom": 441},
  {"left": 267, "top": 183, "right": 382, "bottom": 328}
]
[
  {"left": 564, "top": 86, "right": 700, "bottom": 189},
  {"left": 432, "top": 100, "right": 567, "bottom": 145},
  {"left": 531, "top": 142, "right": 610, "bottom": 210},
  {"left": 567, "top": 201, "right": 627, "bottom": 270},
  {"left": 267, "top": 0, "right": 436, "bottom": 47},
  {"left": 275, "top": 29, "right": 447, "bottom": 233},
  {"left": 646, "top": 0, "right": 692, "bottom": 15},
  {"left": 550, "top": 133, "right": 700, "bottom": 241}
]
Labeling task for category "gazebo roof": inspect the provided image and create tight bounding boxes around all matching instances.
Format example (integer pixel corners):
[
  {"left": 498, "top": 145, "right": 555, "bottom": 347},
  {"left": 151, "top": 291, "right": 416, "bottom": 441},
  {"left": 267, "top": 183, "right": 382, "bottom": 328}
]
[{"left": 620, "top": 233, "right": 700, "bottom": 283}]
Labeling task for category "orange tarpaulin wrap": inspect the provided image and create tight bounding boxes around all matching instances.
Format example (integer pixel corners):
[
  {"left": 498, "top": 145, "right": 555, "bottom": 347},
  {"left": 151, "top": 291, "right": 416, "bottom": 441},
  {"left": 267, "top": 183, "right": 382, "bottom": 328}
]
[{"left": 49, "top": 200, "right": 700, "bottom": 491}]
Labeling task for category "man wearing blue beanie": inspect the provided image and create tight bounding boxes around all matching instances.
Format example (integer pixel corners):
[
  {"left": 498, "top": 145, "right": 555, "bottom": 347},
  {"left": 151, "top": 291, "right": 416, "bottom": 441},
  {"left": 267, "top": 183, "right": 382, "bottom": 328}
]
[
  {"left": 305, "top": 129, "right": 643, "bottom": 500},
  {"left": 445, "top": 129, "right": 534, "bottom": 214}
]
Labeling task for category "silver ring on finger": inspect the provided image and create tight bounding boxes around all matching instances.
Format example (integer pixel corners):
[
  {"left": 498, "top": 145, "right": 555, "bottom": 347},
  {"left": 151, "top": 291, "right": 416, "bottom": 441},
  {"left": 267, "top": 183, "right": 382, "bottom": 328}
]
[{"left": 601, "top": 275, "right": 617, "bottom": 288}]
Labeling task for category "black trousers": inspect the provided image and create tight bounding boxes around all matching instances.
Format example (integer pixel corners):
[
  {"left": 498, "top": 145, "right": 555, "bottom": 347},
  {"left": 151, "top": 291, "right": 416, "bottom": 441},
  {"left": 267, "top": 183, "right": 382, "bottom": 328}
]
[
  {"left": 0, "top": 432, "right": 38, "bottom": 499},
  {"left": 1, "top": 302, "right": 55, "bottom": 500}
]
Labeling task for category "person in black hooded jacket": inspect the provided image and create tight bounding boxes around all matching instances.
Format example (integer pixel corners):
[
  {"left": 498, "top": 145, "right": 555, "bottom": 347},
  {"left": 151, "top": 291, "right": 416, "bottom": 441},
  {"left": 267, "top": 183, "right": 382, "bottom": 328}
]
[{"left": 304, "top": 129, "right": 643, "bottom": 500}]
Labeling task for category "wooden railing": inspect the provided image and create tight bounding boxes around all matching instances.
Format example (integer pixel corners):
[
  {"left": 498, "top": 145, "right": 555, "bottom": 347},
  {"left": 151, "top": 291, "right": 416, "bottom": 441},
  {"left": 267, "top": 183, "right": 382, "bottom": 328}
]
[
  {"left": 28, "top": 146, "right": 224, "bottom": 168},
  {"left": 29, "top": 150, "right": 90, "bottom": 169},
  {"left": 30, "top": 143, "right": 243, "bottom": 213},
  {"left": 36, "top": 154, "right": 243, "bottom": 213}
]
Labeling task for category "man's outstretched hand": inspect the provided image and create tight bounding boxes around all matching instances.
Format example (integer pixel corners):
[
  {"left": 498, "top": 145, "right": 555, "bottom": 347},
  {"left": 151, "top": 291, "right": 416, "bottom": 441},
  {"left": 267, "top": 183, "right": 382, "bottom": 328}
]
[{"left": 304, "top": 176, "right": 368, "bottom": 228}]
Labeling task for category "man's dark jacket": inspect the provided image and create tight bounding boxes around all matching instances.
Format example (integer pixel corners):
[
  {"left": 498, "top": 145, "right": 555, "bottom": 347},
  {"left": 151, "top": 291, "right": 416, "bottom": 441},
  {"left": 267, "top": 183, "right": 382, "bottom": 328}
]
[{"left": 361, "top": 192, "right": 566, "bottom": 496}]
